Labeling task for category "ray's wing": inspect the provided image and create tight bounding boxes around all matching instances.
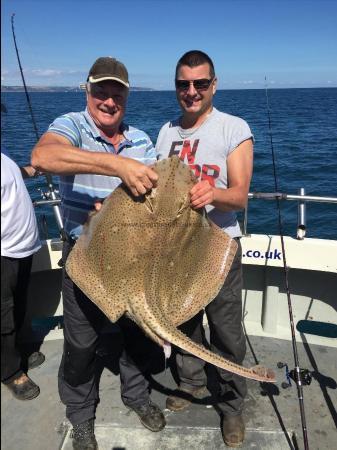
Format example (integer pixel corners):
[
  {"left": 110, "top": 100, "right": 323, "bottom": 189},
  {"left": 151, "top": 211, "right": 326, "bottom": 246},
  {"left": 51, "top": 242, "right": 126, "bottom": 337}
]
[
  {"left": 66, "top": 186, "right": 155, "bottom": 323},
  {"left": 131, "top": 156, "right": 237, "bottom": 326},
  {"left": 145, "top": 212, "right": 237, "bottom": 327}
]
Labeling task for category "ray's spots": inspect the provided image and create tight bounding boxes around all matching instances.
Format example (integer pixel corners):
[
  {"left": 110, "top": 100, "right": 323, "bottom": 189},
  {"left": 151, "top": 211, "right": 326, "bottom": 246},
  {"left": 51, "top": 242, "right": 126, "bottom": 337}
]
[{"left": 65, "top": 156, "right": 275, "bottom": 383}]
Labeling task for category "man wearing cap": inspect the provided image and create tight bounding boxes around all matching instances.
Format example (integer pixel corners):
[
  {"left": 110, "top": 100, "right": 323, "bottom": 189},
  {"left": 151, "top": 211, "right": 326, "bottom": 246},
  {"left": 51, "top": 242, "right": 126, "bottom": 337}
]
[{"left": 32, "top": 57, "right": 165, "bottom": 449}]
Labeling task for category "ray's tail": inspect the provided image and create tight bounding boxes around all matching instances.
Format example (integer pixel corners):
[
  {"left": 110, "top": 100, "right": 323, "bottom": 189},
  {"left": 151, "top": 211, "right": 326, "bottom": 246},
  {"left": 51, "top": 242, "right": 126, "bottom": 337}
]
[{"left": 131, "top": 302, "right": 276, "bottom": 383}]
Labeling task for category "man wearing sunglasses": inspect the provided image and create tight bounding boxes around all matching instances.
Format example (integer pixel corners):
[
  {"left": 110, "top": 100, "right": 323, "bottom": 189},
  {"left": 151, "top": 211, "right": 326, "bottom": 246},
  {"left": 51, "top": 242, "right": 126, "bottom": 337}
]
[
  {"left": 32, "top": 57, "right": 165, "bottom": 450},
  {"left": 156, "top": 50, "right": 253, "bottom": 448}
]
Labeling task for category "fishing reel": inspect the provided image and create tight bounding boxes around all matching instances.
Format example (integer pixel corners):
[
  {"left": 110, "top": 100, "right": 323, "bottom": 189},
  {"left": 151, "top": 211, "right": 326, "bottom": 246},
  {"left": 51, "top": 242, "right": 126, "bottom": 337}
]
[
  {"left": 37, "top": 187, "right": 60, "bottom": 201},
  {"left": 277, "top": 362, "right": 312, "bottom": 389}
]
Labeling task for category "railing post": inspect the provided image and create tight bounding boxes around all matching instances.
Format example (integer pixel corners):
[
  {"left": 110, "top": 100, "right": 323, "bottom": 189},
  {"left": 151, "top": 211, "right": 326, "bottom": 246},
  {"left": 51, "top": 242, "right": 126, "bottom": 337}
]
[
  {"left": 297, "top": 188, "right": 306, "bottom": 240},
  {"left": 243, "top": 204, "right": 248, "bottom": 235}
]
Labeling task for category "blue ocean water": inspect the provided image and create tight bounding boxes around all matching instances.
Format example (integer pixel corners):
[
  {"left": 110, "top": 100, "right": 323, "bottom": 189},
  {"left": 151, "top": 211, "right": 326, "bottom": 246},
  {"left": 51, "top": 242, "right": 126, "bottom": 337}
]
[{"left": 1, "top": 88, "right": 337, "bottom": 239}]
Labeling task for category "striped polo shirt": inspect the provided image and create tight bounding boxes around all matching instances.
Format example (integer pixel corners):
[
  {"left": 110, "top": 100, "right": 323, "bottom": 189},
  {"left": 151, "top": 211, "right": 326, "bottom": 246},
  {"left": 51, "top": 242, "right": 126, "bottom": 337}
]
[{"left": 48, "top": 108, "right": 156, "bottom": 239}]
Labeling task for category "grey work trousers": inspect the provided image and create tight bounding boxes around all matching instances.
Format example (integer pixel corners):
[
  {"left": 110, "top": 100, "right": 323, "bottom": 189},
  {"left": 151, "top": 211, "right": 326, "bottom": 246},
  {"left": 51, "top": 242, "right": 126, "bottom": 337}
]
[
  {"left": 58, "top": 241, "right": 154, "bottom": 426},
  {"left": 176, "top": 240, "right": 247, "bottom": 415}
]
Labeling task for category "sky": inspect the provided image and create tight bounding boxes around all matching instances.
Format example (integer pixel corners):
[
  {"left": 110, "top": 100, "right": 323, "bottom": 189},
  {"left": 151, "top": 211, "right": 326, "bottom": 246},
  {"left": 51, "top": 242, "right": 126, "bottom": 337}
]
[{"left": 1, "top": 0, "right": 337, "bottom": 90}]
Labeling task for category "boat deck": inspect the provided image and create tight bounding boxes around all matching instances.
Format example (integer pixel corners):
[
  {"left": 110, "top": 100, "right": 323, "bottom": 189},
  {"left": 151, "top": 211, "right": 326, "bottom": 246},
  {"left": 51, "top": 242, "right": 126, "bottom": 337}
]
[{"left": 1, "top": 330, "right": 336, "bottom": 450}]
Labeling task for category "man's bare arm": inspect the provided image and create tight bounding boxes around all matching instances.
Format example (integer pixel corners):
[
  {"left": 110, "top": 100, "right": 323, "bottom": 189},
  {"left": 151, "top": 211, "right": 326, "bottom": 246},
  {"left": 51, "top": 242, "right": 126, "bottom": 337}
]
[
  {"left": 190, "top": 138, "right": 253, "bottom": 211},
  {"left": 31, "top": 132, "right": 158, "bottom": 196}
]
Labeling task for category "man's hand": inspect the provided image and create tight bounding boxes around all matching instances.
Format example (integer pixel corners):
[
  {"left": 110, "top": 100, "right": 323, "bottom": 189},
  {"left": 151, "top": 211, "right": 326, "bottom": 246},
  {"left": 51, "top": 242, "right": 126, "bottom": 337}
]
[
  {"left": 117, "top": 158, "right": 158, "bottom": 197},
  {"left": 190, "top": 180, "right": 215, "bottom": 209},
  {"left": 20, "top": 165, "right": 43, "bottom": 179}
]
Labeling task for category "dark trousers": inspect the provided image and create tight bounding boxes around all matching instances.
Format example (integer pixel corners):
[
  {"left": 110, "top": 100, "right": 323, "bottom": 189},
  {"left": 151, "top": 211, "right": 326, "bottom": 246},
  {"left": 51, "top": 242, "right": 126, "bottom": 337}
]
[
  {"left": 176, "top": 240, "right": 247, "bottom": 415},
  {"left": 58, "top": 241, "right": 152, "bottom": 426},
  {"left": 1, "top": 254, "right": 33, "bottom": 384}
]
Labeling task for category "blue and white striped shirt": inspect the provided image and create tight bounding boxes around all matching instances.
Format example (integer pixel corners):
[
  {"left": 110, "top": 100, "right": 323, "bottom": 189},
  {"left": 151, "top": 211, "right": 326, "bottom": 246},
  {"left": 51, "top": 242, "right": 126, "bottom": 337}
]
[{"left": 48, "top": 108, "right": 156, "bottom": 238}]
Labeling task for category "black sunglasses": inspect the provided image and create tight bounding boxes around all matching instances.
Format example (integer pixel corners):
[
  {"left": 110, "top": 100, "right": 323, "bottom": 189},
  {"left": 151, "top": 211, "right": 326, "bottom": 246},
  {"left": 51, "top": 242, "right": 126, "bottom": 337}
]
[{"left": 175, "top": 78, "right": 214, "bottom": 92}]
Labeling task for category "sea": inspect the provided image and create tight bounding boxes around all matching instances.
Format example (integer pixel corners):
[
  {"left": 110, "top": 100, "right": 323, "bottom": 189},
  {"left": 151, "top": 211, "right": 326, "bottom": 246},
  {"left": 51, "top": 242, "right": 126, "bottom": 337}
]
[{"left": 1, "top": 88, "right": 337, "bottom": 240}]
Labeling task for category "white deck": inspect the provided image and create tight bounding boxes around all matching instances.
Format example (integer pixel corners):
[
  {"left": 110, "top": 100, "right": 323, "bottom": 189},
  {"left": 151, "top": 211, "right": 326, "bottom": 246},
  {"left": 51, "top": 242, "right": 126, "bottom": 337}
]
[{"left": 2, "top": 334, "right": 336, "bottom": 450}]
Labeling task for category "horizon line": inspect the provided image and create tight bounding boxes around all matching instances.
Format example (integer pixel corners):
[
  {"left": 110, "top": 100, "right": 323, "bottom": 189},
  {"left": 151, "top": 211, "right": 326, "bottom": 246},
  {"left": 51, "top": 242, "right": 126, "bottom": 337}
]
[{"left": 2, "top": 85, "right": 337, "bottom": 91}]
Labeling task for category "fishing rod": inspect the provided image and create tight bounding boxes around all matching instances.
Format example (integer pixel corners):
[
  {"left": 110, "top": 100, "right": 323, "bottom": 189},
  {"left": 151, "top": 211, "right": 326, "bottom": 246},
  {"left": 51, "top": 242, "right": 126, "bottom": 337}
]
[
  {"left": 264, "top": 77, "right": 310, "bottom": 450},
  {"left": 11, "top": 13, "right": 65, "bottom": 240}
]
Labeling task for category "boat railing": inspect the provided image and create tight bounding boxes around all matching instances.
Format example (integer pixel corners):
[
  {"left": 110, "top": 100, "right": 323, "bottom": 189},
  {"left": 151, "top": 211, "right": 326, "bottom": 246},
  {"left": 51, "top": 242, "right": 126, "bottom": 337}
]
[
  {"left": 33, "top": 189, "right": 337, "bottom": 241},
  {"left": 243, "top": 189, "right": 337, "bottom": 239}
]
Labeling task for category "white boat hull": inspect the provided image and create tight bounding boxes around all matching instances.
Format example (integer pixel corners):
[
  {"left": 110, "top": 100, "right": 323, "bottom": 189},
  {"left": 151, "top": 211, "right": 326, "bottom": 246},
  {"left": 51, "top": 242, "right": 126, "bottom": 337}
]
[{"left": 23, "top": 234, "right": 337, "bottom": 348}]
